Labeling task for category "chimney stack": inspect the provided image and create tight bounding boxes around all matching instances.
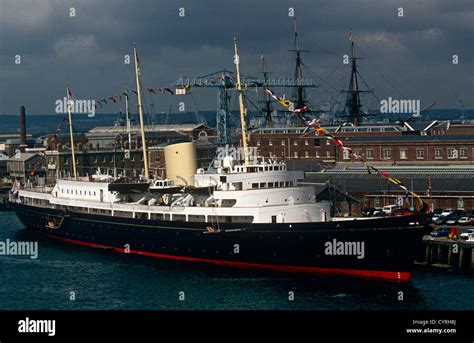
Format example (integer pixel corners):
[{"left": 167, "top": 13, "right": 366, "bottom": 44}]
[{"left": 19, "top": 106, "right": 27, "bottom": 152}]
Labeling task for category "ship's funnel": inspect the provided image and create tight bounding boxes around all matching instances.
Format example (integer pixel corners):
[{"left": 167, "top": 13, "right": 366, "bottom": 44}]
[{"left": 164, "top": 141, "right": 197, "bottom": 186}]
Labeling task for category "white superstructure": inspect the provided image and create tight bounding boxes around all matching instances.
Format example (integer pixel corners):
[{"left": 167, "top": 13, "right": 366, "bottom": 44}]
[{"left": 15, "top": 158, "right": 331, "bottom": 224}]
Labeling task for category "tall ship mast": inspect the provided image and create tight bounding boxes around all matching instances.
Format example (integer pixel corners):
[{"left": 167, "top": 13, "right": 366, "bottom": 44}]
[
  {"left": 9, "top": 39, "right": 430, "bottom": 282},
  {"left": 341, "top": 31, "right": 373, "bottom": 126}
]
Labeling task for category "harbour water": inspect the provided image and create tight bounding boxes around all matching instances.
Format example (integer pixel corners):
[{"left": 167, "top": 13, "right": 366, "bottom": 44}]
[{"left": 0, "top": 211, "right": 472, "bottom": 310}]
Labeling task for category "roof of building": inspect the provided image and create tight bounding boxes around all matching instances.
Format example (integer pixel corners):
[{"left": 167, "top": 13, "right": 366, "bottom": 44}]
[
  {"left": 88, "top": 124, "right": 211, "bottom": 135},
  {"left": 251, "top": 124, "right": 405, "bottom": 135},
  {"left": 305, "top": 174, "right": 473, "bottom": 194},
  {"left": 7, "top": 152, "right": 39, "bottom": 162},
  {"left": 305, "top": 165, "right": 474, "bottom": 193},
  {"left": 344, "top": 134, "right": 474, "bottom": 143}
]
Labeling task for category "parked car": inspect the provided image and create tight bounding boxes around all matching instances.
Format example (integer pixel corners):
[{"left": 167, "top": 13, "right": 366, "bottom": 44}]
[
  {"left": 382, "top": 205, "right": 401, "bottom": 215},
  {"left": 431, "top": 213, "right": 441, "bottom": 222},
  {"left": 452, "top": 209, "right": 466, "bottom": 216},
  {"left": 393, "top": 208, "right": 412, "bottom": 216},
  {"left": 430, "top": 228, "right": 451, "bottom": 237},
  {"left": 457, "top": 217, "right": 473, "bottom": 226},
  {"left": 440, "top": 208, "right": 454, "bottom": 217},
  {"left": 446, "top": 215, "right": 462, "bottom": 225},
  {"left": 373, "top": 210, "right": 385, "bottom": 217},
  {"left": 460, "top": 229, "right": 474, "bottom": 240},
  {"left": 433, "top": 208, "right": 443, "bottom": 215},
  {"left": 362, "top": 208, "right": 377, "bottom": 217},
  {"left": 434, "top": 216, "right": 448, "bottom": 225}
]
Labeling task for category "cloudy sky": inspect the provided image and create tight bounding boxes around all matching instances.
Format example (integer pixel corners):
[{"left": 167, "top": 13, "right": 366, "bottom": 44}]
[{"left": 0, "top": 0, "right": 472, "bottom": 116}]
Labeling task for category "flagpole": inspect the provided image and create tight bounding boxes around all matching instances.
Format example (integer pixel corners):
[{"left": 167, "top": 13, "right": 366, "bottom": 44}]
[
  {"left": 66, "top": 83, "right": 77, "bottom": 180},
  {"left": 133, "top": 43, "right": 149, "bottom": 180}
]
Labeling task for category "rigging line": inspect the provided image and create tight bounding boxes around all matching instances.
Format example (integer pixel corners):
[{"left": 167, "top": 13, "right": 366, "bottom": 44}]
[
  {"left": 137, "top": 77, "right": 152, "bottom": 128},
  {"left": 306, "top": 59, "right": 344, "bottom": 83},
  {"left": 354, "top": 45, "right": 408, "bottom": 99},
  {"left": 301, "top": 62, "right": 339, "bottom": 92},
  {"left": 355, "top": 70, "right": 380, "bottom": 107},
  {"left": 242, "top": 93, "right": 264, "bottom": 115}
]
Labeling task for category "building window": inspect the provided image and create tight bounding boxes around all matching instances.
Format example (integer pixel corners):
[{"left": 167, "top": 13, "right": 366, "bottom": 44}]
[
  {"left": 305, "top": 140, "right": 309, "bottom": 146},
  {"left": 460, "top": 148, "right": 467, "bottom": 159},
  {"left": 269, "top": 140, "right": 273, "bottom": 146},
  {"left": 256, "top": 140, "right": 261, "bottom": 146},
  {"left": 281, "top": 140, "right": 285, "bottom": 146},
  {"left": 416, "top": 149, "right": 425, "bottom": 159},
  {"left": 435, "top": 148, "right": 443, "bottom": 159},
  {"left": 366, "top": 149, "right": 374, "bottom": 159},
  {"left": 294, "top": 152, "right": 298, "bottom": 158},
  {"left": 305, "top": 151, "right": 309, "bottom": 158},
  {"left": 315, "top": 151, "right": 320, "bottom": 157},
  {"left": 399, "top": 149, "right": 407, "bottom": 159},
  {"left": 314, "top": 139, "right": 320, "bottom": 147},
  {"left": 102, "top": 156, "right": 106, "bottom": 163},
  {"left": 383, "top": 149, "right": 392, "bottom": 159},
  {"left": 293, "top": 140, "right": 298, "bottom": 146},
  {"left": 354, "top": 149, "right": 362, "bottom": 156},
  {"left": 93, "top": 157, "right": 98, "bottom": 163},
  {"left": 326, "top": 151, "right": 330, "bottom": 158},
  {"left": 326, "top": 140, "right": 331, "bottom": 146},
  {"left": 447, "top": 148, "right": 458, "bottom": 159}
]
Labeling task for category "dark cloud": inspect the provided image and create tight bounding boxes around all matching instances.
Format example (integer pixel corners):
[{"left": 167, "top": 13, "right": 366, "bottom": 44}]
[{"left": 0, "top": 0, "right": 472, "bottom": 116}]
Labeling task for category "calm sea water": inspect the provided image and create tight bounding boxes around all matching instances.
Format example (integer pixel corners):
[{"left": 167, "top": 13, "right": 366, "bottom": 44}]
[{"left": 0, "top": 211, "right": 472, "bottom": 310}]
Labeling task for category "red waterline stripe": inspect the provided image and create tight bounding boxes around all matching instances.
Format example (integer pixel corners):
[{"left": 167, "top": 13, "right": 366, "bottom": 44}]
[{"left": 47, "top": 234, "right": 411, "bottom": 282}]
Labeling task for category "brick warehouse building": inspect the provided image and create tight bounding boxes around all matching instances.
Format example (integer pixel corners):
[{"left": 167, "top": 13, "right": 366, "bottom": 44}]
[
  {"left": 248, "top": 122, "right": 474, "bottom": 215},
  {"left": 304, "top": 165, "right": 474, "bottom": 215},
  {"left": 248, "top": 122, "right": 474, "bottom": 166}
]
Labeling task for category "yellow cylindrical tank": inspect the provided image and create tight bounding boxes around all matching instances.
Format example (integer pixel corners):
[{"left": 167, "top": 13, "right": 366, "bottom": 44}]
[{"left": 164, "top": 141, "right": 197, "bottom": 186}]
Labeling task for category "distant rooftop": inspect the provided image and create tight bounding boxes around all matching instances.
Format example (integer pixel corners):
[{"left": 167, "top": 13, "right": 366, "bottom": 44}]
[
  {"left": 88, "top": 124, "right": 210, "bottom": 134},
  {"left": 345, "top": 134, "right": 474, "bottom": 143},
  {"left": 252, "top": 125, "right": 405, "bottom": 134},
  {"left": 7, "top": 152, "right": 39, "bottom": 162}
]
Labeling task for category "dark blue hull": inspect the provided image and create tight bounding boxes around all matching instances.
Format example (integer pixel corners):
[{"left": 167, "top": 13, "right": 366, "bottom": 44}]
[{"left": 10, "top": 202, "right": 429, "bottom": 281}]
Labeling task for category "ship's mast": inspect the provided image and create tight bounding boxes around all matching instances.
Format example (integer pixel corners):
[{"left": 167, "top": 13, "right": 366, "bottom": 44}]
[
  {"left": 133, "top": 43, "right": 149, "bottom": 180},
  {"left": 260, "top": 55, "right": 273, "bottom": 128},
  {"left": 290, "top": 18, "right": 307, "bottom": 126},
  {"left": 66, "top": 83, "right": 77, "bottom": 179},
  {"left": 343, "top": 31, "right": 372, "bottom": 126},
  {"left": 124, "top": 84, "right": 132, "bottom": 149},
  {"left": 233, "top": 37, "right": 250, "bottom": 166}
]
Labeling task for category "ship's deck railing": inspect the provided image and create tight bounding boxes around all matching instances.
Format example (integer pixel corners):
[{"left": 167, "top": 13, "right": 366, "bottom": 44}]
[{"left": 21, "top": 185, "right": 55, "bottom": 193}]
